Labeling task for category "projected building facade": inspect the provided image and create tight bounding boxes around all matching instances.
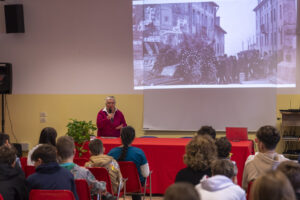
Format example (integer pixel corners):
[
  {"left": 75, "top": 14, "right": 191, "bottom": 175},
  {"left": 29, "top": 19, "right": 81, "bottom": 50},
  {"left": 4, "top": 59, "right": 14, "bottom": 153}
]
[
  {"left": 133, "top": 2, "right": 226, "bottom": 86},
  {"left": 132, "top": 0, "right": 297, "bottom": 89},
  {"left": 253, "top": 0, "right": 297, "bottom": 84}
]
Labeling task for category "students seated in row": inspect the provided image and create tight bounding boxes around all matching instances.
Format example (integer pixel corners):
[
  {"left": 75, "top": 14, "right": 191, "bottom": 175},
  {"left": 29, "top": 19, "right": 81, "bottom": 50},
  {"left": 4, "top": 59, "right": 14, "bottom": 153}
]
[
  {"left": 250, "top": 170, "right": 296, "bottom": 200},
  {"left": 215, "top": 137, "right": 238, "bottom": 183},
  {"left": 56, "top": 136, "right": 108, "bottom": 197},
  {"left": 277, "top": 161, "right": 300, "bottom": 200},
  {"left": 164, "top": 183, "right": 200, "bottom": 200},
  {"left": 108, "top": 126, "right": 150, "bottom": 200},
  {"left": 27, "top": 127, "right": 57, "bottom": 166},
  {"left": 242, "top": 125, "right": 288, "bottom": 190},
  {"left": 85, "top": 138, "right": 123, "bottom": 194},
  {"left": 27, "top": 144, "right": 79, "bottom": 200},
  {"left": 0, "top": 145, "right": 28, "bottom": 200},
  {"left": 195, "top": 159, "right": 246, "bottom": 200},
  {"left": 175, "top": 135, "right": 217, "bottom": 185}
]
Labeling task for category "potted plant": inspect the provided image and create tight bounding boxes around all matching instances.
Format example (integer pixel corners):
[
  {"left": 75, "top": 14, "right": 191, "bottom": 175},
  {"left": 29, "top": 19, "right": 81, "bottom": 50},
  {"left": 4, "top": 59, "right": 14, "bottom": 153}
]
[{"left": 66, "top": 119, "right": 96, "bottom": 157}]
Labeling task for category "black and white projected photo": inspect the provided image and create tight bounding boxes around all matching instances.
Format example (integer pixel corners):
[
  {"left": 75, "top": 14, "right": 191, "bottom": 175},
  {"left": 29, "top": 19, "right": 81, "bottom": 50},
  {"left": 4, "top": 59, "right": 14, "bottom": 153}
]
[{"left": 132, "top": 0, "right": 297, "bottom": 89}]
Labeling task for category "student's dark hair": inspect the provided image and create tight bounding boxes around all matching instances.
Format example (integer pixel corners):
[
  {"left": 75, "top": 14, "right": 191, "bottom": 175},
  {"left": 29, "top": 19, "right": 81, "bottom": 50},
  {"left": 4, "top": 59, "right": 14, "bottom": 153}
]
[
  {"left": 0, "top": 145, "right": 16, "bottom": 165},
  {"left": 38, "top": 127, "right": 57, "bottom": 146},
  {"left": 56, "top": 136, "right": 75, "bottom": 161},
  {"left": 211, "top": 159, "right": 234, "bottom": 179},
  {"left": 31, "top": 144, "right": 57, "bottom": 164},
  {"left": 197, "top": 126, "right": 216, "bottom": 139},
  {"left": 256, "top": 125, "right": 280, "bottom": 150},
  {"left": 277, "top": 161, "right": 300, "bottom": 194},
  {"left": 89, "top": 139, "right": 104, "bottom": 155},
  {"left": 164, "top": 183, "right": 200, "bottom": 200},
  {"left": 118, "top": 126, "right": 135, "bottom": 161},
  {"left": 215, "top": 137, "right": 232, "bottom": 158},
  {"left": 0, "top": 133, "right": 10, "bottom": 146}
]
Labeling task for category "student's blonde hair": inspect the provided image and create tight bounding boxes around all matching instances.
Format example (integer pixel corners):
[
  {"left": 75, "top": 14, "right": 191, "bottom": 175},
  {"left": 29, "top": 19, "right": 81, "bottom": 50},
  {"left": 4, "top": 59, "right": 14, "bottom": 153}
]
[{"left": 183, "top": 135, "right": 217, "bottom": 171}]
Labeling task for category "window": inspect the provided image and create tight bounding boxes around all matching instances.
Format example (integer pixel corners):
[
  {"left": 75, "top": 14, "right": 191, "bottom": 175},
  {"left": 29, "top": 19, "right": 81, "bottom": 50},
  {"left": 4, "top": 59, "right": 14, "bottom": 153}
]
[{"left": 164, "top": 16, "right": 169, "bottom": 23}]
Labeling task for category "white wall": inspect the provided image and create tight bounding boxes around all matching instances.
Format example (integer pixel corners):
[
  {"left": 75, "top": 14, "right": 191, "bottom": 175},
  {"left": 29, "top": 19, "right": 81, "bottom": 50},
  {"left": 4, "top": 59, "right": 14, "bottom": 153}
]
[{"left": 0, "top": 0, "right": 139, "bottom": 94}]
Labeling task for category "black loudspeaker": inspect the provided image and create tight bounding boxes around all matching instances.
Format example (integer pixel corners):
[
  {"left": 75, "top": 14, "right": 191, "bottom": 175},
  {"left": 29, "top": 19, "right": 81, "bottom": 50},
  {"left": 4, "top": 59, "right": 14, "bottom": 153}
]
[
  {"left": 0, "top": 63, "right": 12, "bottom": 94},
  {"left": 4, "top": 4, "right": 25, "bottom": 33}
]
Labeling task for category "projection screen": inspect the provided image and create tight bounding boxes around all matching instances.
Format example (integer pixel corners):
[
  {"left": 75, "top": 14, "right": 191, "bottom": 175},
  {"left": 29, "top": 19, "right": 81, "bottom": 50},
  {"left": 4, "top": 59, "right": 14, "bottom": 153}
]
[{"left": 132, "top": 0, "right": 297, "bottom": 131}]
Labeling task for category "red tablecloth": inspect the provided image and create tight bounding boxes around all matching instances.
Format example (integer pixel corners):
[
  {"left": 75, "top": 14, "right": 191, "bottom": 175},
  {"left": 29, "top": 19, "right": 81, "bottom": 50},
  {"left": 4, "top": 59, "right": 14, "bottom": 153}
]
[{"left": 80, "top": 138, "right": 253, "bottom": 194}]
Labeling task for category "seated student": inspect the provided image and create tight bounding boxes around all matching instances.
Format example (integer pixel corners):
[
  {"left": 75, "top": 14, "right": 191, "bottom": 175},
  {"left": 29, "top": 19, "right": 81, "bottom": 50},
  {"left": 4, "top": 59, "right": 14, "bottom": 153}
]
[
  {"left": 164, "top": 183, "right": 200, "bottom": 200},
  {"left": 56, "top": 136, "right": 110, "bottom": 198},
  {"left": 0, "top": 146, "right": 28, "bottom": 200},
  {"left": 27, "top": 127, "right": 57, "bottom": 166},
  {"left": 175, "top": 135, "right": 217, "bottom": 185},
  {"left": 108, "top": 126, "right": 150, "bottom": 200},
  {"left": 85, "top": 138, "right": 123, "bottom": 194},
  {"left": 197, "top": 126, "right": 216, "bottom": 139},
  {"left": 242, "top": 125, "right": 288, "bottom": 190},
  {"left": 0, "top": 133, "right": 22, "bottom": 168},
  {"left": 277, "top": 161, "right": 300, "bottom": 200},
  {"left": 195, "top": 159, "right": 246, "bottom": 200},
  {"left": 27, "top": 144, "right": 78, "bottom": 200},
  {"left": 215, "top": 137, "right": 238, "bottom": 183},
  {"left": 250, "top": 170, "right": 296, "bottom": 200}
]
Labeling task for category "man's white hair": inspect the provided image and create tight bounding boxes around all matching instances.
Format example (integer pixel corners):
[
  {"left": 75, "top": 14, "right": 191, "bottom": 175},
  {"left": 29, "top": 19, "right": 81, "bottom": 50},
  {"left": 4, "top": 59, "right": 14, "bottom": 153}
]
[{"left": 105, "top": 96, "right": 116, "bottom": 103}]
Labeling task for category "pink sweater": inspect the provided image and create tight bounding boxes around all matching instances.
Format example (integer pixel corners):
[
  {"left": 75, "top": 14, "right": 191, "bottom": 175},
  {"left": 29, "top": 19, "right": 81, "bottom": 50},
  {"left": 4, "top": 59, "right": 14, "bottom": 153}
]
[{"left": 96, "top": 109, "right": 127, "bottom": 137}]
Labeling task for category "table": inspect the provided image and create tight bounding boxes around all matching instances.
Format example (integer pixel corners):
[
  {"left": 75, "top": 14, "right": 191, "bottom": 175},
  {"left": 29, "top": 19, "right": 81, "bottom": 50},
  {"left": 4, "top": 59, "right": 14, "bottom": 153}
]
[{"left": 80, "top": 138, "right": 253, "bottom": 194}]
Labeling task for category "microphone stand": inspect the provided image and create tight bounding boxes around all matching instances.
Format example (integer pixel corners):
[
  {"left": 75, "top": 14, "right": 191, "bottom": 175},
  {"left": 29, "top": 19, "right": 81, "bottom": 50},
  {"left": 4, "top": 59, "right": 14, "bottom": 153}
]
[{"left": 1, "top": 94, "right": 4, "bottom": 133}]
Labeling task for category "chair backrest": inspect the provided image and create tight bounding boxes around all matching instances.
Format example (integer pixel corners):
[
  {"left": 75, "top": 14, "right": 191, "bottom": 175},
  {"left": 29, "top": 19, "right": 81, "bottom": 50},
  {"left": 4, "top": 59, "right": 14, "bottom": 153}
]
[
  {"left": 75, "top": 179, "right": 91, "bottom": 200},
  {"left": 88, "top": 167, "right": 114, "bottom": 195},
  {"left": 20, "top": 157, "right": 28, "bottom": 172},
  {"left": 226, "top": 127, "right": 248, "bottom": 141},
  {"left": 29, "top": 189, "right": 75, "bottom": 200},
  {"left": 25, "top": 165, "right": 36, "bottom": 178},
  {"left": 118, "top": 161, "right": 142, "bottom": 193},
  {"left": 246, "top": 180, "right": 254, "bottom": 200},
  {"left": 73, "top": 157, "right": 89, "bottom": 167},
  {"left": 0, "top": 194, "right": 4, "bottom": 200}
]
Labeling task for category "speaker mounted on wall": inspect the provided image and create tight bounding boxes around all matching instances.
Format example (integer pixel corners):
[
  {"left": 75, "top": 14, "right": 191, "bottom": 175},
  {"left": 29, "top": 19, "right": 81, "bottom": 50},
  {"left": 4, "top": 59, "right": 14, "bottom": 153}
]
[
  {"left": 0, "top": 63, "right": 12, "bottom": 94},
  {"left": 4, "top": 4, "right": 25, "bottom": 33}
]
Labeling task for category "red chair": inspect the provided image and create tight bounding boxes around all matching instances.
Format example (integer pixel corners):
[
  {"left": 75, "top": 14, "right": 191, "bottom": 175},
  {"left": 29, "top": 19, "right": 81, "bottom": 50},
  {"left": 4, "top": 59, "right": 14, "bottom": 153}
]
[
  {"left": 88, "top": 167, "right": 114, "bottom": 195},
  {"left": 75, "top": 179, "right": 91, "bottom": 200},
  {"left": 226, "top": 127, "right": 255, "bottom": 154},
  {"left": 226, "top": 127, "right": 248, "bottom": 141},
  {"left": 0, "top": 194, "right": 4, "bottom": 200},
  {"left": 118, "top": 161, "right": 152, "bottom": 200},
  {"left": 29, "top": 190, "right": 75, "bottom": 200},
  {"left": 25, "top": 165, "right": 36, "bottom": 178},
  {"left": 20, "top": 157, "right": 28, "bottom": 172},
  {"left": 74, "top": 157, "right": 89, "bottom": 167}
]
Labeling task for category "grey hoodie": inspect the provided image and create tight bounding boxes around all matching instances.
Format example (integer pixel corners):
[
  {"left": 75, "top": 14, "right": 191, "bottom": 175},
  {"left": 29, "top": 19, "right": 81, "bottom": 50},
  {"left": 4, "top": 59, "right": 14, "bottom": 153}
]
[
  {"left": 242, "top": 152, "right": 289, "bottom": 190},
  {"left": 195, "top": 175, "right": 246, "bottom": 200}
]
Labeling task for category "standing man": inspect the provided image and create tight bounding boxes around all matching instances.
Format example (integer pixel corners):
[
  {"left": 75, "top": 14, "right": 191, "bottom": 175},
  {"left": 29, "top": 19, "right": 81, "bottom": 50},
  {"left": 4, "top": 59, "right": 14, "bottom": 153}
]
[{"left": 97, "top": 96, "right": 127, "bottom": 137}]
